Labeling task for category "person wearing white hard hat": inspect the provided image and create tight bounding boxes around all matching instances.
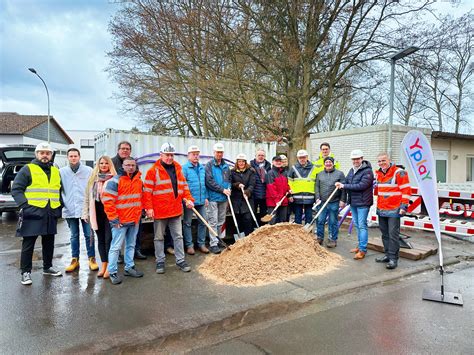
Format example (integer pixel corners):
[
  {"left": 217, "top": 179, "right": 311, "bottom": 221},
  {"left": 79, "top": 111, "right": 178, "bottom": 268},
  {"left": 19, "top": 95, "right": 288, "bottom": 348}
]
[
  {"left": 230, "top": 153, "right": 256, "bottom": 236},
  {"left": 12, "top": 142, "right": 63, "bottom": 285},
  {"left": 204, "top": 142, "right": 231, "bottom": 254},
  {"left": 287, "top": 149, "right": 317, "bottom": 225},
  {"left": 335, "top": 149, "right": 374, "bottom": 260},
  {"left": 182, "top": 145, "right": 210, "bottom": 254},
  {"left": 144, "top": 142, "right": 195, "bottom": 274}
]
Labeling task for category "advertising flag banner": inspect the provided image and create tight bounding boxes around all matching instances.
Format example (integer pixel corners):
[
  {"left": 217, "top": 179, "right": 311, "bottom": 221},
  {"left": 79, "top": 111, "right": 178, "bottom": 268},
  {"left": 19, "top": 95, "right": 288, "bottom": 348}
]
[{"left": 401, "top": 130, "right": 443, "bottom": 267}]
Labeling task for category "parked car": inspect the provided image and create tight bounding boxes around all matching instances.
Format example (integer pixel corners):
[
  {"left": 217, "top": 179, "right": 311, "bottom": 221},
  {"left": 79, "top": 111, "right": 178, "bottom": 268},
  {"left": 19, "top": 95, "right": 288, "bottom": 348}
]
[{"left": 0, "top": 145, "right": 37, "bottom": 215}]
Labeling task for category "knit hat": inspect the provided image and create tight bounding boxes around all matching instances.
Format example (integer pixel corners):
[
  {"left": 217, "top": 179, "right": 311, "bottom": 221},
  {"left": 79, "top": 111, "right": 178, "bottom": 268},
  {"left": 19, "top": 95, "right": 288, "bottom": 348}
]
[{"left": 324, "top": 156, "right": 335, "bottom": 163}]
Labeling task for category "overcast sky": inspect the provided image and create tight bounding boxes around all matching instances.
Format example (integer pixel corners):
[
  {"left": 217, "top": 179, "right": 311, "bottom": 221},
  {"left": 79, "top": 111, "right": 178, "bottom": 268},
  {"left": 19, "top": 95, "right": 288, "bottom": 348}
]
[{"left": 0, "top": 0, "right": 471, "bottom": 132}]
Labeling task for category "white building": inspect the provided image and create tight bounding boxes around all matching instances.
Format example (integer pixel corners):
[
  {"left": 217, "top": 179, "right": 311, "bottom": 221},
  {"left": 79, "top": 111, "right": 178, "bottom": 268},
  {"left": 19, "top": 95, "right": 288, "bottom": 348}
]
[{"left": 66, "top": 130, "right": 102, "bottom": 167}]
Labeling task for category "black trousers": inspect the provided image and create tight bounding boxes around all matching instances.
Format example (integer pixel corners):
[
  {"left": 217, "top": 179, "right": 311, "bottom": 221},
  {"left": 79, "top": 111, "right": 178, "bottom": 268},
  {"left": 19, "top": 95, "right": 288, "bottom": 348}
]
[
  {"left": 378, "top": 216, "right": 401, "bottom": 262},
  {"left": 253, "top": 198, "right": 267, "bottom": 224},
  {"left": 236, "top": 212, "right": 253, "bottom": 236},
  {"left": 20, "top": 234, "right": 55, "bottom": 273},
  {"left": 95, "top": 200, "right": 112, "bottom": 262}
]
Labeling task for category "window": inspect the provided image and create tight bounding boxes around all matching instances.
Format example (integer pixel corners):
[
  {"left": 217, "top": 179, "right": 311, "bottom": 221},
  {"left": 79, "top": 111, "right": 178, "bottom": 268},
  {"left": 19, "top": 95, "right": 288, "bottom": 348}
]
[
  {"left": 80, "top": 139, "right": 94, "bottom": 149},
  {"left": 433, "top": 150, "right": 448, "bottom": 183},
  {"left": 467, "top": 156, "right": 474, "bottom": 182}
]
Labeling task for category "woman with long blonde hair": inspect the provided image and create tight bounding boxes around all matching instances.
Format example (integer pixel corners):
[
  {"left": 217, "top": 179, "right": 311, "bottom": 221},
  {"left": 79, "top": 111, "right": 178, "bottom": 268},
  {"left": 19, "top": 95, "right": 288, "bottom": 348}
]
[{"left": 82, "top": 156, "right": 117, "bottom": 278}]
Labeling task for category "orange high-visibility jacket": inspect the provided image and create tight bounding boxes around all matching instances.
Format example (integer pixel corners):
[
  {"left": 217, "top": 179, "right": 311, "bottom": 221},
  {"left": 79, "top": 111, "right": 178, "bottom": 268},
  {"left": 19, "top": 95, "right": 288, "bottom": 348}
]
[
  {"left": 102, "top": 171, "right": 143, "bottom": 225},
  {"left": 374, "top": 164, "right": 411, "bottom": 217},
  {"left": 143, "top": 160, "right": 194, "bottom": 219}
]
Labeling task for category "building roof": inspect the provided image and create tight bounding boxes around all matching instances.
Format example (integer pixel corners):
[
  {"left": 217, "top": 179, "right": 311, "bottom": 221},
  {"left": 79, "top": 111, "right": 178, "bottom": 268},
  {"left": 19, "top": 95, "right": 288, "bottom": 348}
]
[
  {"left": 0, "top": 112, "right": 74, "bottom": 144},
  {"left": 431, "top": 131, "right": 474, "bottom": 141}
]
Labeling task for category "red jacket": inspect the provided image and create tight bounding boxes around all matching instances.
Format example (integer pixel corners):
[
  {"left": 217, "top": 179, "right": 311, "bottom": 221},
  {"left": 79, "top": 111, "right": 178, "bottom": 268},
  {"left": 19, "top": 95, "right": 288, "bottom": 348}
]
[
  {"left": 265, "top": 166, "right": 290, "bottom": 207},
  {"left": 374, "top": 164, "right": 410, "bottom": 217},
  {"left": 102, "top": 171, "right": 143, "bottom": 224},
  {"left": 143, "top": 160, "right": 194, "bottom": 219}
]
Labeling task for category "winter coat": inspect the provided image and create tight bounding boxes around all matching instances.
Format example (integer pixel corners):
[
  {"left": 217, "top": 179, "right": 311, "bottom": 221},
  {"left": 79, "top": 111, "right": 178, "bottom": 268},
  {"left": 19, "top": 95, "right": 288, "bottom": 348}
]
[
  {"left": 103, "top": 170, "right": 144, "bottom": 225},
  {"left": 265, "top": 166, "right": 290, "bottom": 207},
  {"left": 250, "top": 159, "right": 271, "bottom": 200},
  {"left": 182, "top": 161, "right": 208, "bottom": 206},
  {"left": 112, "top": 154, "right": 124, "bottom": 173},
  {"left": 287, "top": 161, "right": 317, "bottom": 205},
  {"left": 230, "top": 164, "right": 256, "bottom": 214},
  {"left": 11, "top": 159, "right": 62, "bottom": 237},
  {"left": 205, "top": 158, "right": 231, "bottom": 202},
  {"left": 82, "top": 174, "right": 114, "bottom": 230},
  {"left": 143, "top": 160, "right": 193, "bottom": 219},
  {"left": 343, "top": 160, "right": 374, "bottom": 207},
  {"left": 315, "top": 168, "right": 346, "bottom": 203},
  {"left": 375, "top": 164, "right": 411, "bottom": 217},
  {"left": 60, "top": 164, "right": 93, "bottom": 218}
]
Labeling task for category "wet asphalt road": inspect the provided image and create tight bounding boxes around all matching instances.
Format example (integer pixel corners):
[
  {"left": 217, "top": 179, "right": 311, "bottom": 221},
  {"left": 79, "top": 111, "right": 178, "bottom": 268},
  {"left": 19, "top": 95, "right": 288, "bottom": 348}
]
[
  {"left": 0, "top": 212, "right": 473, "bottom": 354},
  {"left": 190, "top": 265, "right": 474, "bottom": 354}
]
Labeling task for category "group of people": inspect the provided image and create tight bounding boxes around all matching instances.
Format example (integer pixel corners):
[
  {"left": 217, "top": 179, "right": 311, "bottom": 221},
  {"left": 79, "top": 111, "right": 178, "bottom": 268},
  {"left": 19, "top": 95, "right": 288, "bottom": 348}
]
[{"left": 13, "top": 139, "right": 410, "bottom": 286}]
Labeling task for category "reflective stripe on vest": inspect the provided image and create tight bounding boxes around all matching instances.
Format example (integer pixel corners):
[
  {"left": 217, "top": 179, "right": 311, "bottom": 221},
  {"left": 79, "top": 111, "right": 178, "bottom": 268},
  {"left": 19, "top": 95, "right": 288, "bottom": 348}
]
[{"left": 25, "top": 164, "right": 61, "bottom": 209}]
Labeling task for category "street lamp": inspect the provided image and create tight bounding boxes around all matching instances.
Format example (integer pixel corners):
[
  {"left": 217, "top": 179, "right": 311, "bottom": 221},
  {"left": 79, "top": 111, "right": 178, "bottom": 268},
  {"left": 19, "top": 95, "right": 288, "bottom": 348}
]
[
  {"left": 28, "top": 68, "right": 51, "bottom": 143},
  {"left": 387, "top": 46, "right": 419, "bottom": 158}
]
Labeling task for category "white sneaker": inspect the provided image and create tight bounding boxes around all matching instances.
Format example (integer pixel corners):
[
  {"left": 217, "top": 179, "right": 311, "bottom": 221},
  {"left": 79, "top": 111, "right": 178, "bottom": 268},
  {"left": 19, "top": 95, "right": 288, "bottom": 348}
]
[{"left": 21, "top": 272, "right": 32, "bottom": 285}]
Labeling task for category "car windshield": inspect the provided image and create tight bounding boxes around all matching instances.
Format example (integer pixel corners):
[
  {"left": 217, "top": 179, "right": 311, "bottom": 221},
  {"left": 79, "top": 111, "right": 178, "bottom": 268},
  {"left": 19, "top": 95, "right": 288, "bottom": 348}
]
[{"left": 4, "top": 150, "right": 35, "bottom": 160}]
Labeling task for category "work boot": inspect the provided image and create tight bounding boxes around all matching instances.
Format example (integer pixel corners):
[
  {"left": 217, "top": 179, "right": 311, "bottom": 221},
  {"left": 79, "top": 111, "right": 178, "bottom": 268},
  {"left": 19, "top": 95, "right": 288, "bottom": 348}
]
[
  {"left": 156, "top": 262, "right": 165, "bottom": 274},
  {"left": 326, "top": 240, "right": 337, "bottom": 248},
  {"left": 353, "top": 251, "right": 366, "bottom": 260},
  {"left": 186, "top": 247, "right": 195, "bottom": 255},
  {"left": 109, "top": 273, "right": 122, "bottom": 285},
  {"left": 176, "top": 261, "right": 191, "bottom": 272},
  {"left": 124, "top": 266, "right": 144, "bottom": 278},
  {"left": 21, "top": 272, "right": 32, "bottom": 285},
  {"left": 89, "top": 257, "right": 99, "bottom": 271},
  {"left": 375, "top": 255, "right": 390, "bottom": 263},
  {"left": 198, "top": 245, "right": 209, "bottom": 254},
  {"left": 134, "top": 250, "right": 147, "bottom": 260},
  {"left": 65, "top": 258, "right": 79, "bottom": 273},
  {"left": 386, "top": 260, "right": 398, "bottom": 270},
  {"left": 350, "top": 247, "right": 359, "bottom": 253},
  {"left": 98, "top": 262, "right": 108, "bottom": 277}
]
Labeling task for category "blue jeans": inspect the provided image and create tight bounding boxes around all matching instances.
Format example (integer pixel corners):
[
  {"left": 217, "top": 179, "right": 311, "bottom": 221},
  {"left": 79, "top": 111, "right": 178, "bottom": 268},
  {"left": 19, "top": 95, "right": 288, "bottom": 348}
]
[
  {"left": 350, "top": 206, "right": 370, "bottom": 252},
  {"left": 316, "top": 201, "right": 340, "bottom": 241},
  {"left": 66, "top": 218, "right": 94, "bottom": 258},
  {"left": 108, "top": 223, "right": 138, "bottom": 274},
  {"left": 294, "top": 204, "right": 313, "bottom": 225},
  {"left": 183, "top": 204, "right": 207, "bottom": 248}
]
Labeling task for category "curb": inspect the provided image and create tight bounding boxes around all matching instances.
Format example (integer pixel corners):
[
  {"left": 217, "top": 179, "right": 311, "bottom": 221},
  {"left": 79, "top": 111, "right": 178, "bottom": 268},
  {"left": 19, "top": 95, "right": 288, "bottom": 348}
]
[{"left": 67, "top": 256, "right": 467, "bottom": 353}]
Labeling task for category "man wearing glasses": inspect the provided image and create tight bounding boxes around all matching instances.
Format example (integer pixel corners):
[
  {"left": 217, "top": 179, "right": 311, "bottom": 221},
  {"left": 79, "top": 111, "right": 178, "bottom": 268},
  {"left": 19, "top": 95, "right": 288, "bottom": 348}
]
[{"left": 335, "top": 149, "right": 374, "bottom": 260}]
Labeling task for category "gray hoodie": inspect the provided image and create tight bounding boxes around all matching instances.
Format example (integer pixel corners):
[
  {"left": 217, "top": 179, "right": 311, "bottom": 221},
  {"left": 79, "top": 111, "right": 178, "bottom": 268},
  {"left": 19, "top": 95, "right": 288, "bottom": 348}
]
[{"left": 315, "top": 168, "right": 346, "bottom": 203}]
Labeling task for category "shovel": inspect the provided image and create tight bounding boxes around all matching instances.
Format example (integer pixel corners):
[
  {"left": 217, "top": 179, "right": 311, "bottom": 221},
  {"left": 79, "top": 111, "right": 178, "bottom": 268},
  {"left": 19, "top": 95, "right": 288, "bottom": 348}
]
[
  {"left": 187, "top": 203, "right": 231, "bottom": 250},
  {"left": 240, "top": 186, "right": 259, "bottom": 228},
  {"left": 261, "top": 192, "right": 289, "bottom": 223},
  {"left": 227, "top": 194, "right": 245, "bottom": 241},
  {"left": 303, "top": 187, "right": 339, "bottom": 233}
]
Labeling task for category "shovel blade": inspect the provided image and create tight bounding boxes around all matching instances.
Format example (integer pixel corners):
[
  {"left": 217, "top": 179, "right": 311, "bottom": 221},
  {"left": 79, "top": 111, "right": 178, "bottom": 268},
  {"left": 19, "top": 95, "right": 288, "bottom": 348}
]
[{"left": 260, "top": 214, "right": 273, "bottom": 223}]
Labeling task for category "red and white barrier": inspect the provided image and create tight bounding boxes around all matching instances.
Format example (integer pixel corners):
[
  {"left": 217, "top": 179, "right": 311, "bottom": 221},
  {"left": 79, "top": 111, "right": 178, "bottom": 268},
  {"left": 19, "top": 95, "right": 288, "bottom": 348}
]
[{"left": 411, "top": 187, "right": 474, "bottom": 200}]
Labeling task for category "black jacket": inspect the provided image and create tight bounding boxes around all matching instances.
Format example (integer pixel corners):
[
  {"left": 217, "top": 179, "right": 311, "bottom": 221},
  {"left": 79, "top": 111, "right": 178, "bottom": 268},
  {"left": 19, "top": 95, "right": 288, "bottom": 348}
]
[
  {"left": 11, "top": 159, "right": 62, "bottom": 237},
  {"left": 230, "top": 165, "right": 256, "bottom": 214},
  {"left": 343, "top": 160, "right": 374, "bottom": 207}
]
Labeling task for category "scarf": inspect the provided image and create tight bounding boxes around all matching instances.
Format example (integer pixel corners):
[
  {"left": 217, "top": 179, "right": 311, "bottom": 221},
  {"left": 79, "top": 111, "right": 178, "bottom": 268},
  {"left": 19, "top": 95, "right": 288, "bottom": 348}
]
[{"left": 93, "top": 173, "right": 114, "bottom": 201}]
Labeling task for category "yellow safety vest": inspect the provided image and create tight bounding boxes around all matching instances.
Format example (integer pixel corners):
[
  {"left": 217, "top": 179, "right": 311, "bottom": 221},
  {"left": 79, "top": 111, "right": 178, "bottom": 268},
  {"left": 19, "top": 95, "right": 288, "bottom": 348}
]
[
  {"left": 288, "top": 164, "right": 317, "bottom": 194},
  {"left": 312, "top": 153, "right": 340, "bottom": 176},
  {"left": 24, "top": 164, "right": 61, "bottom": 209}
]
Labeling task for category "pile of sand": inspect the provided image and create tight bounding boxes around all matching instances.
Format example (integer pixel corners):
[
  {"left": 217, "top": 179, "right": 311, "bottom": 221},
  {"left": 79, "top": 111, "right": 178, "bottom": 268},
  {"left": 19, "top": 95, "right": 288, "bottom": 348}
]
[{"left": 198, "top": 223, "right": 343, "bottom": 287}]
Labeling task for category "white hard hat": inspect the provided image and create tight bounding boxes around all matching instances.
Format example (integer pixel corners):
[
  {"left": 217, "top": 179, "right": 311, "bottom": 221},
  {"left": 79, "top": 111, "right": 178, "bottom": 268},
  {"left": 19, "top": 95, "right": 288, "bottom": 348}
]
[
  {"left": 187, "top": 145, "right": 200, "bottom": 153},
  {"left": 350, "top": 149, "right": 364, "bottom": 159},
  {"left": 160, "top": 142, "right": 176, "bottom": 153},
  {"left": 213, "top": 143, "right": 224, "bottom": 152},
  {"left": 235, "top": 153, "right": 247, "bottom": 161},
  {"left": 280, "top": 154, "right": 288, "bottom": 160},
  {"left": 35, "top": 142, "right": 54, "bottom": 153},
  {"left": 296, "top": 149, "right": 309, "bottom": 158}
]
